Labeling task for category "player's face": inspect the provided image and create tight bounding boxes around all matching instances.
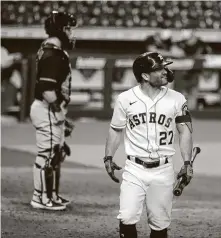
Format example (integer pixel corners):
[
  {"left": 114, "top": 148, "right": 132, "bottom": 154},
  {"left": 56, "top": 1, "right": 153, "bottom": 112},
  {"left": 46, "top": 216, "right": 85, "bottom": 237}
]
[
  {"left": 149, "top": 68, "right": 168, "bottom": 87},
  {"left": 64, "top": 26, "right": 77, "bottom": 48}
]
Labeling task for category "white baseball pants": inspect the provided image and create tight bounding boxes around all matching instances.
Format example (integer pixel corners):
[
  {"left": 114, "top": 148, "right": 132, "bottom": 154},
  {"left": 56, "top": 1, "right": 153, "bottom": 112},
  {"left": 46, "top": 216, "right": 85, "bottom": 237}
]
[{"left": 117, "top": 159, "right": 175, "bottom": 231}]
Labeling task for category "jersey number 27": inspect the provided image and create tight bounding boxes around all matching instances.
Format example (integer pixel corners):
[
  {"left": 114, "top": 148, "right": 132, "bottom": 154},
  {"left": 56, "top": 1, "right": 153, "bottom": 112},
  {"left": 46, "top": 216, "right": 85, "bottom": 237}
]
[{"left": 159, "top": 131, "right": 174, "bottom": 145}]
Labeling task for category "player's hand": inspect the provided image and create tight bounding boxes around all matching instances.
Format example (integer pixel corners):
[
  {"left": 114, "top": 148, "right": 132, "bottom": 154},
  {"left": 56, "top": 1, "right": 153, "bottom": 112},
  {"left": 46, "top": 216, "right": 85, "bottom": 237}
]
[
  {"left": 60, "top": 142, "right": 71, "bottom": 162},
  {"left": 103, "top": 156, "right": 122, "bottom": 183},
  {"left": 61, "top": 101, "right": 68, "bottom": 115},
  {"left": 64, "top": 118, "right": 75, "bottom": 137},
  {"left": 54, "top": 111, "right": 65, "bottom": 126},
  {"left": 177, "top": 162, "right": 193, "bottom": 185},
  {"left": 12, "top": 52, "right": 22, "bottom": 62}
]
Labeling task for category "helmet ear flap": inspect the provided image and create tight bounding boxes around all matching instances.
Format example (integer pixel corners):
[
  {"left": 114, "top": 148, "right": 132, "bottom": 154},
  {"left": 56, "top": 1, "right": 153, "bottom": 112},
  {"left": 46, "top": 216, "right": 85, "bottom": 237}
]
[
  {"left": 165, "top": 67, "right": 174, "bottom": 82},
  {"left": 141, "top": 73, "right": 149, "bottom": 82}
]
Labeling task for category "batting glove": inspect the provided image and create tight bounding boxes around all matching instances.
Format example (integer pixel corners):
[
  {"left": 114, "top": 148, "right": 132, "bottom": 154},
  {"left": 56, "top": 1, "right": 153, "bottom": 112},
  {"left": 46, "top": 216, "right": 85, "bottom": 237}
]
[
  {"left": 103, "top": 156, "right": 122, "bottom": 183},
  {"left": 177, "top": 161, "right": 193, "bottom": 185}
]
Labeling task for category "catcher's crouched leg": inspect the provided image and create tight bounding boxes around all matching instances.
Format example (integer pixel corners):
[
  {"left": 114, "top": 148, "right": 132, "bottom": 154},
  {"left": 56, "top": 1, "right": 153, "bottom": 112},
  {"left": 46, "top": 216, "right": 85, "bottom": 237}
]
[
  {"left": 31, "top": 153, "right": 66, "bottom": 211},
  {"left": 119, "top": 221, "right": 137, "bottom": 238}
]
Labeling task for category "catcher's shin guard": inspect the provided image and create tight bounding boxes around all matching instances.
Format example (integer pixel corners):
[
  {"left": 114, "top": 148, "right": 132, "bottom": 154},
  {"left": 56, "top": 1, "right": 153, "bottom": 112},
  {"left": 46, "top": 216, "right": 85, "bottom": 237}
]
[
  {"left": 33, "top": 159, "right": 53, "bottom": 199},
  {"left": 150, "top": 228, "right": 168, "bottom": 238},
  {"left": 53, "top": 165, "right": 61, "bottom": 196},
  {"left": 119, "top": 221, "right": 137, "bottom": 238},
  {"left": 41, "top": 161, "right": 54, "bottom": 200},
  {"left": 51, "top": 145, "right": 61, "bottom": 197},
  {"left": 51, "top": 144, "right": 61, "bottom": 168}
]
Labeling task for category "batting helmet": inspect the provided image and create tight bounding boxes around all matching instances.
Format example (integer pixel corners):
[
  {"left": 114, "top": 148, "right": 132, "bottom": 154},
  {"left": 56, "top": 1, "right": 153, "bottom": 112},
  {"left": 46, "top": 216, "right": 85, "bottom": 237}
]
[
  {"left": 132, "top": 52, "right": 173, "bottom": 83},
  {"left": 45, "top": 11, "right": 77, "bottom": 49}
]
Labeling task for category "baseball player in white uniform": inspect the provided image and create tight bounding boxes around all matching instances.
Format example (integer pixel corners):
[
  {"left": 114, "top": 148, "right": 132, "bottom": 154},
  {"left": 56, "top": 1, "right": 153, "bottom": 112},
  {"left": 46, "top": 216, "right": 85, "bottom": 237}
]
[{"left": 103, "top": 52, "right": 193, "bottom": 238}]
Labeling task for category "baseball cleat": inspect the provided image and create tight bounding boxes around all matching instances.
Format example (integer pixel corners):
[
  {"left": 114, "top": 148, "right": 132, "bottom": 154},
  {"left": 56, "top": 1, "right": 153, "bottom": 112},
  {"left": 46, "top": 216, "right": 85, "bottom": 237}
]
[
  {"left": 53, "top": 195, "right": 70, "bottom": 206},
  {"left": 30, "top": 199, "right": 66, "bottom": 211}
]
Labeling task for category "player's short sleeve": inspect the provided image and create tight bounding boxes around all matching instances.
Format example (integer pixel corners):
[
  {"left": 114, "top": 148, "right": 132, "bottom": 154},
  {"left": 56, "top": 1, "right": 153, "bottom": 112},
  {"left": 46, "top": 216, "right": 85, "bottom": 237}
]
[
  {"left": 175, "top": 94, "right": 188, "bottom": 117},
  {"left": 110, "top": 95, "right": 127, "bottom": 129}
]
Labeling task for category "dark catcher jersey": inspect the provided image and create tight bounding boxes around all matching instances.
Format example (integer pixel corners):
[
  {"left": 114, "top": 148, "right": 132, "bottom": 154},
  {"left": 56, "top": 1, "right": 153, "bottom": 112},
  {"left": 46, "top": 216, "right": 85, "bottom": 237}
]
[{"left": 34, "top": 41, "right": 72, "bottom": 104}]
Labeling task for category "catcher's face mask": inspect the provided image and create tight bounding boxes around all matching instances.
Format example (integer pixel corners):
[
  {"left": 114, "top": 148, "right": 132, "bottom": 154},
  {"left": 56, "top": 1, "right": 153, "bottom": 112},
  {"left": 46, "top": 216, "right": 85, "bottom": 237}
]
[{"left": 63, "top": 25, "right": 77, "bottom": 49}]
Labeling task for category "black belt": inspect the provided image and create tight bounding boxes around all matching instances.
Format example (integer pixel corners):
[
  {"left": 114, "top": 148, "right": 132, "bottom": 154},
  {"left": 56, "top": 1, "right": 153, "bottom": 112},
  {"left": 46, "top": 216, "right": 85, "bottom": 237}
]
[{"left": 127, "top": 156, "right": 168, "bottom": 168}]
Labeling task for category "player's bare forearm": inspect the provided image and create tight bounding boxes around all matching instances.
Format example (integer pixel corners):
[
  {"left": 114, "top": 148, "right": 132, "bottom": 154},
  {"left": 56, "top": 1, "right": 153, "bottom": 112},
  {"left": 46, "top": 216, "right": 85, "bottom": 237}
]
[
  {"left": 105, "top": 126, "right": 123, "bottom": 157},
  {"left": 43, "top": 90, "right": 57, "bottom": 103},
  {"left": 43, "top": 90, "right": 65, "bottom": 124},
  {"left": 177, "top": 123, "right": 193, "bottom": 162}
]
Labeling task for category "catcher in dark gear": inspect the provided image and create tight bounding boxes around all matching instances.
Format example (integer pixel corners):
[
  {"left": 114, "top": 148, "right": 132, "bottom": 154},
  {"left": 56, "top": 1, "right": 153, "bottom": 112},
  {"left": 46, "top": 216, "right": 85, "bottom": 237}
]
[{"left": 30, "top": 11, "right": 77, "bottom": 211}]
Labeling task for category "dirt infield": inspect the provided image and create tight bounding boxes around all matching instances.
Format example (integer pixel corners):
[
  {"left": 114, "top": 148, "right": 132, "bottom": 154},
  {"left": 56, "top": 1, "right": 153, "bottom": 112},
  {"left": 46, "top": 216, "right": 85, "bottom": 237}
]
[{"left": 1, "top": 148, "right": 221, "bottom": 238}]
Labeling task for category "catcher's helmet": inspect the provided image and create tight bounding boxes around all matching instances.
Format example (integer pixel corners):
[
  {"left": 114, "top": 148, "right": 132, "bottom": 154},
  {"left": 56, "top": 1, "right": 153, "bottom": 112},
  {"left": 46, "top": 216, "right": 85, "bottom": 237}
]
[
  {"left": 133, "top": 52, "right": 173, "bottom": 83},
  {"left": 45, "top": 11, "right": 77, "bottom": 49}
]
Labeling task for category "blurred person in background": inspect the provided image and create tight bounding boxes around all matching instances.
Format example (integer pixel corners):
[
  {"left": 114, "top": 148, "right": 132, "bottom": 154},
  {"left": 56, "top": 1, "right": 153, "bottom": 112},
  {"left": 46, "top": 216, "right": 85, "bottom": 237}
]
[
  {"left": 1, "top": 45, "right": 22, "bottom": 114},
  {"left": 30, "top": 11, "right": 77, "bottom": 211},
  {"left": 143, "top": 30, "right": 181, "bottom": 90},
  {"left": 144, "top": 30, "right": 173, "bottom": 57},
  {"left": 176, "top": 29, "right": 213, "bottom": 110},
  {"left": 177, "top": 29, "right": 212, "bottom": 57}
]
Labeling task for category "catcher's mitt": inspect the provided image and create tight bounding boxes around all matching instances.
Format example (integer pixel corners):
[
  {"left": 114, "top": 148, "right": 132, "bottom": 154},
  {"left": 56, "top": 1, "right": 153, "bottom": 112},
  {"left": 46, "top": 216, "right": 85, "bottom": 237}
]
[{"left": 64, "top": 118, "right": 75, "bottom": 137}]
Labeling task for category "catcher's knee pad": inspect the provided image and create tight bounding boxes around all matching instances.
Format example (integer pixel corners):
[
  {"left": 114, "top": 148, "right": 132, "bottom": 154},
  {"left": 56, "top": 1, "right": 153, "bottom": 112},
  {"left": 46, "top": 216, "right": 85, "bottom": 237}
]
[
  {"left": 119, "top": 221, "right": 137, "bottom": 238},
  {"left": 150, "top": 228, "right": 168, "bottom": 238}
]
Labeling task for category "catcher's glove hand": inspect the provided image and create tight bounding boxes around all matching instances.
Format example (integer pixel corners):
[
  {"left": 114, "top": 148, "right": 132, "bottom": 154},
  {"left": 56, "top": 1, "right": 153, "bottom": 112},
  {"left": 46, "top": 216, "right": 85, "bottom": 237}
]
[
  {"left": 60, "top": 142, "right": 71, "bottom": 163},
  {"left": 103, "top": 156, "right": 122, "bottom": 183},
  {"left": 64, "top": 118, "right": 75, "bottom": 137},
  {"left": 177, "top": 161, "right": 193, "bottom": 185}
]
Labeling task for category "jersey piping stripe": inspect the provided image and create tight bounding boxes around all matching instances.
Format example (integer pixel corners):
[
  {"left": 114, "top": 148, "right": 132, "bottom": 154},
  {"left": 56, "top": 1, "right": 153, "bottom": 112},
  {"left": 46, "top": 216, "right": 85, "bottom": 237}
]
[
  {"left": 119, "top": 99, "right": 127, "bottom": 115},
  {"left": 154, "top": 88, "right": 169, "bottom": 156},
  {"left": 154, "top": 87, "right": 168, "bottom": 105},
  {"left": 153, "top": 104, "right": 160, "bottom": 157},
  {"left": 39, "top": 78, "right": 57, "bottom": 83},
  {"left": 110, "top": 123, "right": 126, "bottom": 129},
  {"left": 110, "top": 96, "right": 127, "bottom": 129},
  {"left": 128, "top": 130, "right": 151, "bottom": 153},
  {"left": 132, "top": 88, "right": 152, "bottom": 153}
]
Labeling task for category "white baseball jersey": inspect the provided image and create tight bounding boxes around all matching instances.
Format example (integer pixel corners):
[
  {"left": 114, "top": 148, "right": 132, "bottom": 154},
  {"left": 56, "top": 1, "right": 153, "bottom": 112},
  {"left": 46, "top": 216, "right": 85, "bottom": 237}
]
[{"left": 111, "top": 85, "right": 186, "bottom": 159}]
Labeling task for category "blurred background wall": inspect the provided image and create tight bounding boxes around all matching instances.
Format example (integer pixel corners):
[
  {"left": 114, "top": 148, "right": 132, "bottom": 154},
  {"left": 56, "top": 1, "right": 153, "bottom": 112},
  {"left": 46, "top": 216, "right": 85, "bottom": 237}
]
[{"left": 1, "top": 0, "right": 221, "bottom": 121}]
